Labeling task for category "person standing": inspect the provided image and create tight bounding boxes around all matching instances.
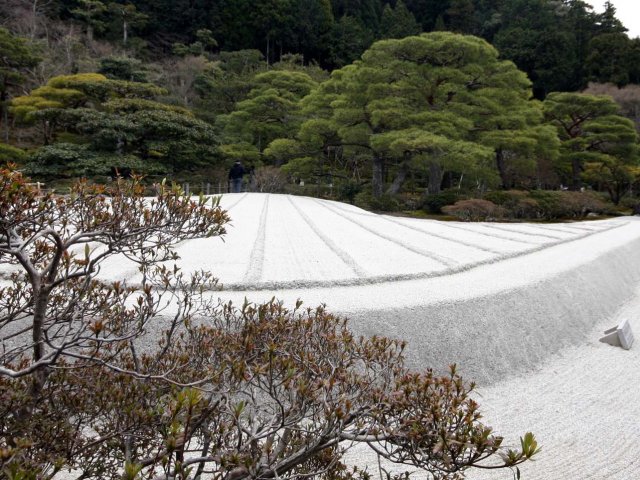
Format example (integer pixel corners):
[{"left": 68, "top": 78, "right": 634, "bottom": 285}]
[{"left": 228, "top": 160, "right": 245, "bottom": 193}]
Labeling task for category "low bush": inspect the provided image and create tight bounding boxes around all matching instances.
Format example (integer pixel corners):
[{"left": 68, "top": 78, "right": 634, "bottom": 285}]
[
  {"left": 254, "top": 165, "right": 287, "bottom": 193},
  {"left": 528, "top": 190, "right": 608, "bottom": 219},
  {"left": 484, "top": 190, "right": 540, "bottom": 219},
  {"left": 422, "top": 189, "right": 467, "bottom": 214},
  {"left": 442, "top": 199, "right": 506, "bottom": 221},
  {"left": 354, "top": 190, "right": 400, "bottom": 211},
  {"left": 615, "top": 196, "right": 640, "bottom": 214},
  {"left": 337, "top": 180, "right": 363, "bottom": 204},
  {"left": 397, "top": 191, "right": 424, "bottom": 210}
]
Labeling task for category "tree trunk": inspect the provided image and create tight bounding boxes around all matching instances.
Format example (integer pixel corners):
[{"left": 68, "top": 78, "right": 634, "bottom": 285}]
[
  {"left": 571, "top": 157, "right": 582, "bottom": 191},
  {"left": 266, "top": 36, "right": 270, "bottom": 67},
  {"left": 387, "top": 159, "right": 409, "bottom": 195},
  {"left": 372, "top": 156, "right": 384, "bottom": 198},
  {"left": 428, "top": 161, "right": 443, "bottom": 194},
  {"left": 495, "top": 148, "right": 509, "bottom": 189},
  {"left": 123, "top": 19, "right": 128, "bottom": 45},
  {"left": 1, "top": 90, "right": 9, "bottom": 143},
  {"left": 609, "top": 183, "right": 622, "bottom": 205},
  {"left": 31, "top": 0, "right": 39, "bottom": 39},
  {"left": 31, "top": 282, "right": 48, "bottom": 397}
]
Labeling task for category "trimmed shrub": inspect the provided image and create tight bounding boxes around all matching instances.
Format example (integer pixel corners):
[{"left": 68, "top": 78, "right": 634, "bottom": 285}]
[
  {"left": 354, "top": 191, "right": 400, "bottom": 212},
  {"left": 485, "top": 190, "right": 539, "bottom": 219},
  {"left": 442, "top": 199, "right": 506, "bottom": 221},
  {"left": 337, "top": 180, "right": 362, "bottom": 204},
  {"left": 528, "top": 190, "right": 608, "bottom": 219},
  {"left": 422, "top": 189, "right": 467, "bottom": 214}
]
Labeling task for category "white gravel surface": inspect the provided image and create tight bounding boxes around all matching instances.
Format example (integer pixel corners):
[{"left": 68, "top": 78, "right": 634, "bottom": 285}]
[
  {"left": 344, "top": 287, "right": 640, "bottom": 480},
  {"left": 210, "top": 194, "right": 640, "bottom": 479},
  {"left": 42, "top": 193, "right": 640, "bottom": 479}
]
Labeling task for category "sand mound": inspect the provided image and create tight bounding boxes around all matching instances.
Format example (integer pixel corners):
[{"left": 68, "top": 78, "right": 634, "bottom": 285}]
[{"left": 96, "top": 193, "right": 640, "bottom": 478}]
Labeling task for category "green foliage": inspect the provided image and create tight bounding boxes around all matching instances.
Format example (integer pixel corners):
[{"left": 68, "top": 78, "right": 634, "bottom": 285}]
[
  {"left": 23, "top": 0, "right": 633, "bottom": 99},
  {"left": 296, "top": 31, "right": 549, "bottom": 198},
  {"left": 0, "top": 28, "right": 41, "bottom": 91},
  {"left": 25, "top": 143, "right": 162, "bottom": 179},
  {"left": 328, "top": 15, "right": 374, "bottom": 68},
  {"left": 98, "top": 56, "right": 148, "bottom": 82},
  {"left": 47, "top": 73, "right": 166, "bottom": 100},
  {"left": 2, "top": 0, "right": 637, "bottom": 208},
  {"left": 70, "top": 0, "right": 108, "bottom": 39},
  {"left": 0, "top": 143, "right": 27, "bottom": 165},
  {"left": 102, "top": 98, "right": 192, "bottom": 115},
  {"left": 354, "top": 190, "right": 400, "bottom": 211},
  {"left": 12, "top": 71, "right": 218, "bottom": 178},
  {"left": 220, "top": 69, "right": 318, "bottom": 160},
  {"left": 194, "top": 50, "right": 266, "bottom": 117},
  {"left": 484, "top": 190, "right": 540, "bottom": 219},
  {"left": 544, "top": 92, "right": 639, "bottom": 193},
  {"left": 422, "top": 189, "right": 467, "bottom": 214},
  {"left": 528, "top": 190, "right": 609, "bottom": 219},
  {"left": 11, "top": 73, "right": 167, "bottom": 122},
  {"left": 172, "top": 29, "right": 218, "bottom": 57},
  {"left": 337, "top": 179, "right": 363, "bottom": 203},
  {"left": 379, "top": 0, "right": 421, "bottom": 39},
  {"left": 586, "top": 33, "right": 640, "bottom": 87},
  {"left": 0, "top": 28, "right": 41, "bottom": 140}
]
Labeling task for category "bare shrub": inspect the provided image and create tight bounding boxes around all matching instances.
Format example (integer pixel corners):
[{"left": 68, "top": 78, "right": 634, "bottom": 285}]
[{"left": 253, "top": 165, "right": 287, "bottom": 193}]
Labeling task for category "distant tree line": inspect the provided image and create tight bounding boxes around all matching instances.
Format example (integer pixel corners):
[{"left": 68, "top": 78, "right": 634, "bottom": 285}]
[
  {"left": 1, "top": 1, "right": 640, "bottom": 214},
  {"left": 16, "top": 0, "right": 638, "bottom": 97}
]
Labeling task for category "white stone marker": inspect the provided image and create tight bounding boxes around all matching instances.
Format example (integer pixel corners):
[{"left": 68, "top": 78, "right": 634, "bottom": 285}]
[{"left": 600, "top": 319, "right": 635, "bottom": 350}]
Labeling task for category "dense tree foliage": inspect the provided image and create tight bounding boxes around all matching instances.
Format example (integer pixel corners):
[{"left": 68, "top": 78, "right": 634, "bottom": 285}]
[
  {"left": 1, "top": 0, "right": 640, "bottom": 207},
  {"left": 0, "top": 27, "right": 40, "bottom": 141},
  {"left": 10, "top": 0, "right": 636, "bottom": 93},
  {"left": 220, "top": 69, "right": 318, "bottom": 164},
  {"left": 543, "top": 91, "right": 639, "bottom": 198},
  {"left": 10, "top": 72, "right": 219, "bottom": 179},
  {"left": 270, "top": 32, "right": 556, "bottom": 197}
]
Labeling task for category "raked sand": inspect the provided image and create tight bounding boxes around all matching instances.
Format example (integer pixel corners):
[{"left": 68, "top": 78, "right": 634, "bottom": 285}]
[{"left": 96, "top": 193, "right": 640, "bottom": 478}]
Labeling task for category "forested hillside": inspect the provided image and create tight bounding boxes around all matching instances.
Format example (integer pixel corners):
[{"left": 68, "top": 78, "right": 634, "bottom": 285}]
[
  {"left": 5, "top": 1, "right": 638, "bottom": 94},
  {"left": 2, "top": 0, "right": 640, "bottom": 217}
]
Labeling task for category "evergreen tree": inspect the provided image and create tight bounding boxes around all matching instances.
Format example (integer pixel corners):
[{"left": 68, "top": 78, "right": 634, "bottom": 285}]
[
  {"left": 328, "top": 15, "right": 374, "bottom": 68},
  {"left": 69, "top": 0, "right": 108, "bottom": 41},
  {"left": 220, "top": 70, "right": 318, "bottom": 165},
  {"left": 404, "top": 0, "right": 450, "bottom": 32},
  {"left": 194, "top": 50, "right": 267, "bottom": 118},
  {"left": 445, "top": 0, "right": 475, "bottom": 33},
  {"left": 543, "top": 91, "right": 638, "bottom": 194},
  {"left": 379, "top": 1, "right": 421, "bottom": 39},
  {"left": 0, "top": 28, "right": 40, "bottom": 142},
  {"left": 280, "top": 32, "right": 552, "bottom": 197},
  {"left": 596, "top": 1, "right": 627, "bottom": 34},
  {"left": 11, "top": 73, "right": 218, "bottom": 178},
  {"left": 586, "top": 33, "right": 639, "bottom": 86}
]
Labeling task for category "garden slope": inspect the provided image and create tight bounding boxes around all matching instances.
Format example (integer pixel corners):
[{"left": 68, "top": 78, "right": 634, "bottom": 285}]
[
  {"left": 99, "top": 193, "right": 640, "bottom": 478},
  {"left": 103, "top": 192, "right": 640, "bottom": 381}
]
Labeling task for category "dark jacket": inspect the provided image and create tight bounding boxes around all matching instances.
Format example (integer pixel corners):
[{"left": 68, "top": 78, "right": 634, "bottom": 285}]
[{"left": 228, "top": 163, "right": 245, "bottom": 180}]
